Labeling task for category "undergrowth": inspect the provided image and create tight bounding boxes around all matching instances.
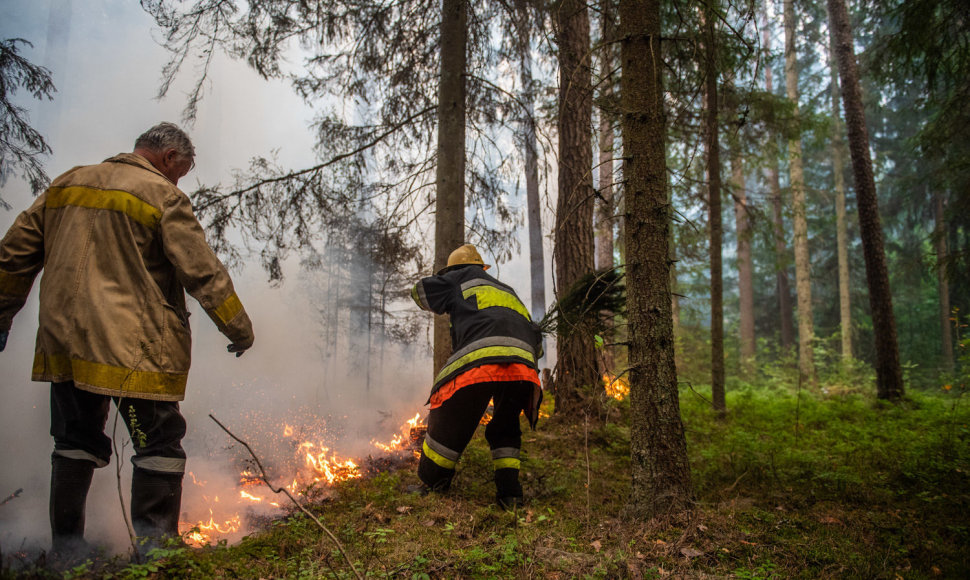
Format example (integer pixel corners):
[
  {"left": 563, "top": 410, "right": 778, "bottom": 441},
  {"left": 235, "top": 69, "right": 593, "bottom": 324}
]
[{"left": 3, "top": 379, "right": 968, "bottom": 579}]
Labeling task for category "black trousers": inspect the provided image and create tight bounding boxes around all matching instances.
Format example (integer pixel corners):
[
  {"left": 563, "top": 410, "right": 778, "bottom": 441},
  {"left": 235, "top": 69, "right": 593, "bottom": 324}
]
[
  {"left": 418, "top": 381, "right": 530, "bottom": 498},
  {"left": 50, "top": 381, "right": 186, "bottom": 473}
]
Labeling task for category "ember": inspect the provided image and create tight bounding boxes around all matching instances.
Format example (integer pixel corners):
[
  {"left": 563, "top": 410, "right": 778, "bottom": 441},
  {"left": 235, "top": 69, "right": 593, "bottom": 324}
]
[{"left": 603, "top": 373, "right": 630, "bottom": 400}]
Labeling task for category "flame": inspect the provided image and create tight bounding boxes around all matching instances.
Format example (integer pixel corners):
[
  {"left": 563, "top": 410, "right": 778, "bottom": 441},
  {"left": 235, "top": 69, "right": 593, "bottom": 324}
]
[
  {"left": 603, "top": 373, "right": 630, "bottom": 400},
  {"left": 371, "top": 412, "right": 427, "bottom": 453},
  {"left": 240, "top": 490, "right": 262, "bottom": 502},
  {"left": 283, "top": 424, "right": 294, "bottom": 437},
  {"left": 182, "top": 510, "right": 242, "bottom": 547}
]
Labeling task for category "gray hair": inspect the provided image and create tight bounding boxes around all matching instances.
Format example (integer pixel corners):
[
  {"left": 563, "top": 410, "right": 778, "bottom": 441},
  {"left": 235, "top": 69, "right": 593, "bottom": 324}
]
[{"left": 134, "top": 122, "right": 195, "bottom": 162}]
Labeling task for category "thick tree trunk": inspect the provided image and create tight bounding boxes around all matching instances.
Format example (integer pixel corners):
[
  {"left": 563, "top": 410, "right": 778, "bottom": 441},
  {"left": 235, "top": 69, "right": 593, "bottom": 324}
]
[
  {"left": 733, "top": 155, "right": 755, "bottom": 376},
  {"left": 827, "top": 0, "right": 904, "bottom": 400},
  {"left": 828, "top": 19, "right": 853, "bottom": 362},
  {"left": 554, "top": 0, "right": 598, "bottom": 416},
  {"left": 516, "top": 0, "right": 547, "bottom": 328},
  {"left": 621, "top": 0, "right": 693, "bottom": 518},
  {"left": 763, "top": 5, "right": 794, "bottom": 352},
  {"left": 784, "top": 0, "right": 815, "bottom": 385},
  {"left": 596, "top": 0, "right": 616, "bottom": 373},
  {"left": 703, "top": 2, "right": 725, "bottom": 412},
  {"left": 433, "top": 0, "right": 467, "bottom": 373},
  {"left": 935, "top": 189, "right": 954, "bottom": 371}
]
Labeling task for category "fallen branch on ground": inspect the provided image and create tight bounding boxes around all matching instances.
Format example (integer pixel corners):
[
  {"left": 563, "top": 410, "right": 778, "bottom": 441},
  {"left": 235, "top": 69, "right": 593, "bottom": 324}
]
[
  {"left": 0, "top": 488, "right": 23, "bottom": 507},
  {"left": 209, "top": 414, "right": 363, "bottom": 580}
]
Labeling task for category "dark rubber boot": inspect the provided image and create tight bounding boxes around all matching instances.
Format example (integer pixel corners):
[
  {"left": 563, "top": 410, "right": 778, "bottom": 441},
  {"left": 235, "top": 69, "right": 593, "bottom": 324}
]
[
  {"left": 131, "top": 468, "right": 183, "bottom": 550},
  {"left": 494, "top": 467, "right": 523, "bottom": 511},
  {"left": 49, "top": 455, "right": 95, "bottom": 557}
]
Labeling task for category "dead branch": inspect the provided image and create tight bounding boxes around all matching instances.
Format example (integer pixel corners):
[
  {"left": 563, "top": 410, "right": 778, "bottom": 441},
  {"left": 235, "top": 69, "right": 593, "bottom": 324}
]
[
  {"left": 209, "top": 414, "right": 363, "bottom": 580},
  {"left": 0, "top": 488, "right": 23, "bottom": 507}
]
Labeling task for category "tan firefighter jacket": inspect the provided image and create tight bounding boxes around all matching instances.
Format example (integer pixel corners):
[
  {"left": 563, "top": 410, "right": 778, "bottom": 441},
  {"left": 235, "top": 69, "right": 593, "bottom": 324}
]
[{"left": 0, "top": 153, "right": 254, "bottom": 401}]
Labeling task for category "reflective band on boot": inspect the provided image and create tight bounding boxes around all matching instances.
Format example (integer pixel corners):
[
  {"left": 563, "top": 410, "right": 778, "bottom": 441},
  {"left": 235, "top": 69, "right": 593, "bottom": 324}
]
[
  {"left": 491, "top": 446, "right": 521, "bottom": 470},
  {"left": 422, "top": 434, "right": 460, "bottom": 470},
  {"left": 132, "top": 455, "right": 186, "bottom": 474}
]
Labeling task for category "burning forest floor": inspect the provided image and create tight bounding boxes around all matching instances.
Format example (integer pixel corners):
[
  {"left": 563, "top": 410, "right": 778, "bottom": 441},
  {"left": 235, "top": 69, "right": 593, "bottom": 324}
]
[{"left": 2, "top": 382, "right": 969, "bottom": 579}]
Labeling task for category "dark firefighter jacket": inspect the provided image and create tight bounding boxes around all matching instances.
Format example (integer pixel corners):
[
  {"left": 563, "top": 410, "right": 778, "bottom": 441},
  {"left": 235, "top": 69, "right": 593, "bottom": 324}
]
[
  {"left": 0, "top": 153, "right": 254, "bottom": 401},
  {"left": 411, "top": 265, "right": 542, "bottom": 397}
]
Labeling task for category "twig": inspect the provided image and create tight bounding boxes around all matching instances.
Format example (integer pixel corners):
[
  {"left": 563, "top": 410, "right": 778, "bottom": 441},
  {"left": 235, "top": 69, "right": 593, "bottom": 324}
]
[
  {"left": 0, "top": 488, "right": 23, "bottom": 507},
  {"left": 584, "top": 413, "right": 591, "bottom": 528},
  {"left": 209, "top": 414, "right": 363, "bottom": 580}
]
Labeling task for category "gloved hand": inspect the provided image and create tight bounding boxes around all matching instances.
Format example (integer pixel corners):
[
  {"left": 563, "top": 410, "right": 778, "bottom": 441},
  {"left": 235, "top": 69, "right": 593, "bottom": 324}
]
[
  {"left": 0, "top": 330, "right": 7, "bottom": 352},
  {"left": 227, "top": 343, "right": 248, "bottom": 358}
]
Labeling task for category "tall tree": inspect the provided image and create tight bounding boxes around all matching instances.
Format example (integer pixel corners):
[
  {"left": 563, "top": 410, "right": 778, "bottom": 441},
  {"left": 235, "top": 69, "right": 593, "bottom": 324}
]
[
  {"left": 515, "top": 0, "right": 547, "bottom": 327},
  {"left": 762, "top": 7, "right": 795, "bottom": 352},
  {"left": 554, "top": 0, "right": 598, "bottom": 415},
  {"left": 433, "top": 0, "right": 469, "bottom": 372},
  {"left": 702, "top": 0, "right": 725, "bottom": 412},
  {"left": 732, "top": 154, "right": 755, "bottom": 376},
  {"left": 935, "top": 189, "right": 954, "bottom": 371},
  {"left": 621, "top": 0, "right": 693, "bottom": 517},
  {"left": 783, "top": 0, "right": 815, "bottom": 384},
  {"left": 827, "top": 18, "right": 853, "bottom": 362},
  {"left": 595, "top": 0, "right": 617, "bottom": 373},
  {"left": 827, "top": 0, "right": 904, "bottom": 399}
]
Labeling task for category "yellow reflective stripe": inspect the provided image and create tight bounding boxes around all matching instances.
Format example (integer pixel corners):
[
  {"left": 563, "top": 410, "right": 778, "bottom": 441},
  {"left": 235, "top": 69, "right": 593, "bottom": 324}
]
[
  {"left": 47, "top": 186, "right": 162, "bottom": 230},
  {"left": 434, "top": 345, "right": 535, "bottom": 385},
  {"left": 33, "top": 353, "right": 187, "bottom": 395},
  {"left": 211, "top": 293, "right": 243, "bottom": 326},
  {"left": 462, "top": 285, "right": 531, "bottom": 320},
  {"left": 422, "top": 439, "right": 456, "bottom": 470},
  {"left": 494, "top": 458, "right": 521, "bottom": 470},
  {"left": 0, "top": 270, "right": 32, "bottom": 296}
]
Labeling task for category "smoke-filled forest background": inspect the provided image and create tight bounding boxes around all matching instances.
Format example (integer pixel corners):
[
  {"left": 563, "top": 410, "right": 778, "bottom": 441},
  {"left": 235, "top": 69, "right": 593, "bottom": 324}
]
[{"left": 1, "top": 0, "right": 968, "bottom": 577}]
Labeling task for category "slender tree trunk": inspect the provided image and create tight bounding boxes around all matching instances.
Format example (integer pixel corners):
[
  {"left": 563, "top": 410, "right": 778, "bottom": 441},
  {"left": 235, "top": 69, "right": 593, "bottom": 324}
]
[
  {"left": 433, "top": 0, "right": 468, "bottom": 373},
  {"left": 827, "top": 0, "right": 904, "bottom": 400},
  {"left": 621, "top": 0, "right": 693, "bottom": 518},
  {"left": 554, "top": 0, "right": 598, "bottom": 416},
  {"left": 733, "top": 155, "right": 755, "bottom": 376},
  {"left": 828, "top": 20, "right": 853, "bottom": 362},
  {"left": 935, "top": 189, "right": 954, "bottom": 371},
  {"left": 784, "top": 0, "right": 815, "bottom": 385},
  {"left": 703, "top": 1, "right": 725, "bottom": 412},
  {"left": 763, "top": 6, "right": 794, "bottom": 352},
  {"left": 516, "top": 0, "right": 547, "bottom": 328},
  {"left": 596, "top": 0, "right": 617, "bottom": 373}
]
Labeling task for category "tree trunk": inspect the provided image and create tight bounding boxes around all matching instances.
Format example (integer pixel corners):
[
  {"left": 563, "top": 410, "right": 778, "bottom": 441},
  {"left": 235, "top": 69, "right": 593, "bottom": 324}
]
[
  {"left": 621, "top": 0, "right": 693, "bottom": 518},
  {"left": 703, "top": 1, "right": 725, "bottom": 412},
  {"left": 433, "top": 0, "right": 468, "bottom": 374},
  {"left": 935, "top": 189, "right": 954, "bottom": 371},
  {"left": 827, "top": 0, "right": 904, "bottom": 400},
  {"left": 733, "top": 155, "right": 755, "bottom": 376},
  {"left": 763, "top": 5, "right": 794, "bottom": 352},
  {"left": 554, "top": 0, "right": 598, "bottom": 416},
  {"left": 596, "top": 0, "right": 616, "bottom": 373},
  {"left": 784, "top": 0, "right": 815, "bottom": 385},
  {"left": 827, "top": 19, "right": 853, "bottom": 362},
  {"left": 516, "top": 0, "right": 547, "bottom": 329}
]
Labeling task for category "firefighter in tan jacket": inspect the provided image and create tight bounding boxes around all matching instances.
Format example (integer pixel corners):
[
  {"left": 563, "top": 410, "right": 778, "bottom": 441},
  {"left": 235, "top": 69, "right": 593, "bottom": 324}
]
[{"left": 0, "top": 122, "right": 254, "bottom": 555}]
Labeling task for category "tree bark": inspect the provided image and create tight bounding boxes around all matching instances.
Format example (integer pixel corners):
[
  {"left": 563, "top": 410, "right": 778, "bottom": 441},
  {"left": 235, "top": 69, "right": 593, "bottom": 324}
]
[
  {"left": 827, "top": 18, "right": 853, "bottom": 362},
  {"left": 784, "top": 0, "right": 815, "bottom": 385},
  {"left": 935, "top": 189, "right": 954, "bottom": 371},
  {"left": 516, "top": 0, "right": 547, "bottom": 329},
  {"left": 733, "top": 155, "right": 755, "bottom": 376},
  {"left": 763, "top": 4, "right": 794, "bottom": 352},
  {"left": 827, "top": 0, "right": 904, "bottom": 400},
  {"left": 554, "top": 0, "right": 598, "bottom": 415},
  {"left": 703, "top": 1, "right": 725, "bottom": 412},
  {"left": 596, "top": 0, "right": 617, "bottom": 373},
  {"left": 621, "top": 0, "right": 693, "bottom": 518},
  {"left": 433, "top": 0, "right": 468, "bottom": 373}
]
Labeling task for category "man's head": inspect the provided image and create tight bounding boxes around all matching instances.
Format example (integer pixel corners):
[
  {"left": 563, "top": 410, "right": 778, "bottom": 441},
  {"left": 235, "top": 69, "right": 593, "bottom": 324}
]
[{"left": 133, "top": 122, "right": 196, "bottom": 186}]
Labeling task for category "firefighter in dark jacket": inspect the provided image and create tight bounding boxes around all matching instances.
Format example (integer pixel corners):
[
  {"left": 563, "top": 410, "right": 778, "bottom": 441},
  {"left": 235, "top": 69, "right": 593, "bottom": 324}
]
[{"left": 411, "top": 244, "right": 542, "bottom": 509}]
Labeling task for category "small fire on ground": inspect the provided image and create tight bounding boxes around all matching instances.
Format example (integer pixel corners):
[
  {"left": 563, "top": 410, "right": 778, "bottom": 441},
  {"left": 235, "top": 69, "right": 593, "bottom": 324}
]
[{"left": 179, "top": 412, "right": 426, "bottom": 547}]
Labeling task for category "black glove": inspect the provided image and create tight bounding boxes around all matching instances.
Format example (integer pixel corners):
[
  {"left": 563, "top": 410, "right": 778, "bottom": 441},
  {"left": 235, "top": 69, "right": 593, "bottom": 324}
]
[
  {"left": 0, "top": 330, "right": 7, "bottom": 352},
  {"left": 227, "top": 343, "right": 248, "bottom": 358}
]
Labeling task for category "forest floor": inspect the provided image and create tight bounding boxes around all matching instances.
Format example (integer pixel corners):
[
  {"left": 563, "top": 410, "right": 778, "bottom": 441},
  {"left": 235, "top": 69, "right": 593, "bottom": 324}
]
[{"left": 3, "top": 381, "right": 969, "bottom": 579}]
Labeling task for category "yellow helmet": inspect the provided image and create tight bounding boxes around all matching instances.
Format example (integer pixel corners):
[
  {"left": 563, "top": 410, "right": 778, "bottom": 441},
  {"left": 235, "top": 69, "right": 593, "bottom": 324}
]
[{"left": 440, "top": 243, "right": 490, "bottom": 274}]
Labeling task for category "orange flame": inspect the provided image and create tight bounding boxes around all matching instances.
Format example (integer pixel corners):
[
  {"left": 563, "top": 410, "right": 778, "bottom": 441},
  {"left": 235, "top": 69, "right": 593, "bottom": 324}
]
[{"left": 603, "top": 373, "right": 630, "bottom": 400}]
